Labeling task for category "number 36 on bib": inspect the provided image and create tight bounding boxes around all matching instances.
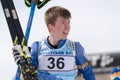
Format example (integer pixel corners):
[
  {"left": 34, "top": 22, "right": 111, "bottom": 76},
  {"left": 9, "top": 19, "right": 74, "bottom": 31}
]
[{"left": 38, "top": 55, "right": 77, "bottom": 71}]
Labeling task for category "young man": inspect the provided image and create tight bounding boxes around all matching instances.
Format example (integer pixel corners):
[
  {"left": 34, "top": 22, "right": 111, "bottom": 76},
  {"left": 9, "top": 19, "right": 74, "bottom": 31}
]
[{"left": 13, "top": 6, "right": 96, "bottom": 80}]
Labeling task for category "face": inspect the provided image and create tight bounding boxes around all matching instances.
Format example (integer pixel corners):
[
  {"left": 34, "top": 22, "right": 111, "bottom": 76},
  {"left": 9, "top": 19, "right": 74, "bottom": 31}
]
[{"left": 49, "top": 16, "right": 71, "bottom": 40}]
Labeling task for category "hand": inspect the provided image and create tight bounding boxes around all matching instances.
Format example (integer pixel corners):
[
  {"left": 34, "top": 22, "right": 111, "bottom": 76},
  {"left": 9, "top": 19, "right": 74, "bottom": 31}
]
[
  {"left": 12, "top": 45, "right": 37, "bottom": 80},
  {"left": 12, "top": 45, "right": 23, "bottom": 64},
  {"left": 12, "top": 45, "right": 32, "bottom": 65}
]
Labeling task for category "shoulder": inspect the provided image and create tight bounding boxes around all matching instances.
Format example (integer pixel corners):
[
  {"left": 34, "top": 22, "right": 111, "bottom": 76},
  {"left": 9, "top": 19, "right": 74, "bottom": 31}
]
[
  {"left": 68, "top": 40, "right": 84, "bottom": 50},
  {"left": 31, "top": 38, "right": 46, "bottom": 49},
  {"left": 74, "top": 41, "right": 84, "bottom": 51},
  {"left": 31, "top": 41, "right": 39, "bottom": 49},
  {"left": 73, "top": 41, "right": 86, "bottom": 58}
]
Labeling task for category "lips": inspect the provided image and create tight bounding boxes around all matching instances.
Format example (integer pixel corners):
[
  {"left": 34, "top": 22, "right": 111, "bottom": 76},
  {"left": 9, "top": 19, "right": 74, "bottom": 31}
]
[{"left": 63, "top": 31, "right": 69, "bottom": 34}]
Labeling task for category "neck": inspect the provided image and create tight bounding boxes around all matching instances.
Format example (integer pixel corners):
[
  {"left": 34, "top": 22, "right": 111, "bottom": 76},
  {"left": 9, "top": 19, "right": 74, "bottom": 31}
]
[{"left": 48, "top": 36, "right": 59, "bottom": 46}]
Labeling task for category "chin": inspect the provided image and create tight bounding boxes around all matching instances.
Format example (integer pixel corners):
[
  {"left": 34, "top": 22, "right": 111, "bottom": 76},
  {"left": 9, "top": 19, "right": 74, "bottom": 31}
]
[{"left": 61, "top": 37, "right": 67, "bottom": 40}]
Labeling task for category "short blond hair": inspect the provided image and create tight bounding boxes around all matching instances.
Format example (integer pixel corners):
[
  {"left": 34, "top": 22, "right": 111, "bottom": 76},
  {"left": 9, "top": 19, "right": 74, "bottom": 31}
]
[{"left": 45, "top": 6, "right": 71, "bottom": 26}]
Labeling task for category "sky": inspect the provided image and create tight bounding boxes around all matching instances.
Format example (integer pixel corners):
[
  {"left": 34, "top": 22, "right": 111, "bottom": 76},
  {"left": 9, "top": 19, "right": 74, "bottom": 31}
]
[{"left": 0, "top": 0, "right": 120, "bottom": 79}]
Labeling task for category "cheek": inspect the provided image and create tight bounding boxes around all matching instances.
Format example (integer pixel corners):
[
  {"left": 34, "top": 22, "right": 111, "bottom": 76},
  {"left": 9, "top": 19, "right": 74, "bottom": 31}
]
[{"left": 55, "top": 26, "right": 63, "bottom": 32}]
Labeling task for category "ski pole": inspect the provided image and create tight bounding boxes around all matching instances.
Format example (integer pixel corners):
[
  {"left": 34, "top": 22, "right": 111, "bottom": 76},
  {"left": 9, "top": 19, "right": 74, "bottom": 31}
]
[
  {"left": 25, "top": 0, "right": 51, "bottom": 43},
  {"left": 25, "top": 1, "right": 36, "bottom": 44}
]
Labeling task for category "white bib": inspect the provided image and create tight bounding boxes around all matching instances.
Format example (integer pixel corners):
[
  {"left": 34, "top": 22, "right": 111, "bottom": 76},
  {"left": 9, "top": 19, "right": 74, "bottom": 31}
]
[{"left": 38, "top": 55, "right": 77, "bottom": 71}]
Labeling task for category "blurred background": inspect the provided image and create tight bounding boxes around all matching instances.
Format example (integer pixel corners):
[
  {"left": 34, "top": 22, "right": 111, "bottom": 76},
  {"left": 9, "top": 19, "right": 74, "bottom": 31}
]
[{"left": 0, "top": 0, "right": 120, "bottom": 80}]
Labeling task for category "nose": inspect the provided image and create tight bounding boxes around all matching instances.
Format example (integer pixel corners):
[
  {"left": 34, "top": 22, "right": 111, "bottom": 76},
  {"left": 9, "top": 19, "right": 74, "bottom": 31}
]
[
  {"left": 65, "top": 22, "right": 70, "bottom": 29},
  {"left": 64, "top": 20, "right": 70, "bottom": 29}
]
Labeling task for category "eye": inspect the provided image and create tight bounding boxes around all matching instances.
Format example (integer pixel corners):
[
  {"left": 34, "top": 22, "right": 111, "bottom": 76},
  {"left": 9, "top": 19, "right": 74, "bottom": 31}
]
[
  {"left": 62, "top": 22, "right": 66, "bottom": 25},
  {"left": 61, "top": 19, "right": 70, "bottom": 26},
  {"left": 68, "top": 20, "right": 70, "bottom": 23}
]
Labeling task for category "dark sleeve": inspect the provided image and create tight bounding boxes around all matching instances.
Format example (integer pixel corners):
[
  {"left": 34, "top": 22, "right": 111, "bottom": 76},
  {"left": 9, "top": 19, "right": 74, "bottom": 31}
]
[{"left": 75, "top": 42, "right": 96, "bottom": 80}]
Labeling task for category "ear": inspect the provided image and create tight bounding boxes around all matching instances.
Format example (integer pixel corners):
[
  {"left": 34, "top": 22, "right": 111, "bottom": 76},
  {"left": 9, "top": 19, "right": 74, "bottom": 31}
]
[{"left": 48, "top": 24, "right": 53, "bottom": 32}]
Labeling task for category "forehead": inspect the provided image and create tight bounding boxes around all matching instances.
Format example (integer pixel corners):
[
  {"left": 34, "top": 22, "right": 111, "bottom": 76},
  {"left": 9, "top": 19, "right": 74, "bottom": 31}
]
[{"left": 56, "top": 16, "right": 70, "bottom": 22}]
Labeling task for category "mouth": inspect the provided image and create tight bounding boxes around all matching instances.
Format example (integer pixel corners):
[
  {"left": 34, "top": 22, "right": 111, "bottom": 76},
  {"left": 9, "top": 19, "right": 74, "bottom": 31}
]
[{"left": 63, "top": 31, "right": 69, "bottom": 34}]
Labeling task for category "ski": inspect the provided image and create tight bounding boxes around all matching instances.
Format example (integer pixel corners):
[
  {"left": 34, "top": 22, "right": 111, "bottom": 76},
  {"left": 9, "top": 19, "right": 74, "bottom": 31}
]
[
  {"left": 14, "top": 1, "right": 37, "bottom": 80},
  {"left": 0, "top": 0, "right": 37, "bottom": 80},
  {"left": 1, "top": 0, "right": 25, "bottom": 45}
]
